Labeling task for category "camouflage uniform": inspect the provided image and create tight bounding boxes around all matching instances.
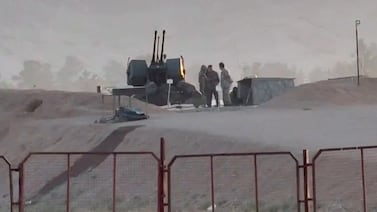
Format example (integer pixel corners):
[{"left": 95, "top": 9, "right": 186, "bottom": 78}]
[{"left": 205, "top": 66, "right": 219, "bottom": 107}]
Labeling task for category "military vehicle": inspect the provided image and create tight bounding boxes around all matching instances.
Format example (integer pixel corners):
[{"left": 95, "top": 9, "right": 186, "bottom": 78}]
[{"left": 126, "top": 30, "right": 202, "bottom": 107}]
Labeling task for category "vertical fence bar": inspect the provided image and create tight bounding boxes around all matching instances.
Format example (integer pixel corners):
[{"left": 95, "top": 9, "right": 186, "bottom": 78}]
[
  {"left": 303, "top": 150, "right": 310, "bottom": 212},
  {"left": 9, "top": 166, "right": 13, "bottom": 212},
  {"left": 296, "top": 161, "right": 301, "bottom": 212},
  {"left": 210, "top": 156, "right": 215, "bottom": 212},
  {"left": 19, "top": 163, "right": 24, "bottom": 212},
  {"left": 312, "top": 158, "right": 317, "bottom": 212},
  {"left": 113, "top": 153, "right": 117, "bottom": 212},
  {"left": 254, "top": 155, "right": 259, "bottom": 212},
  {"left": 167, "top": 166, "right": 172, "bottom": 212},
  {"left": 157, "top": 163, "right": 162, "bottom": 212},
  {"left": 360, "top": 148, "right": 367, "bottom": 212},
  {"left": 66, "top": 154, "right": 71, "bottom": 212},
  {"left": 159, "top": 138, "right": 165, "bottom": 212}
]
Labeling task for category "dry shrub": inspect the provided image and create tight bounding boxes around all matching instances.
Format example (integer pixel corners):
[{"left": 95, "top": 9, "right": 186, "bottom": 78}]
[{"left": 25, "top": 99, "right": 43, "bottom": 112}]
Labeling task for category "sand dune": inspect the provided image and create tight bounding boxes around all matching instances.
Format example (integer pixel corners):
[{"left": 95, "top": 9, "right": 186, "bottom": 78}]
[
  {"left": 0, "top": 89, "right": 165, "bottom": 118},
  {"left": 264, "top": 77, "right": 377, "bottom": 108}
]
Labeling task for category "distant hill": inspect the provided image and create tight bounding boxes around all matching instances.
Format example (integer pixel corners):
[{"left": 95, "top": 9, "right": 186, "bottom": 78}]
[{"left": 1, "top": 0, "right": 377, "bottom": 86}]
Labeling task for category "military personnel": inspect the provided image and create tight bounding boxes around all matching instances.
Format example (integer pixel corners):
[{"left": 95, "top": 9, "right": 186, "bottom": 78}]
[
  {"left": 198, "top": 65, "right": 207, "bottom": 95},
  {"left": 205, "top": 65, "right": 220, "bottom": 107},
  {"left": 219, "top": 62, "right": 233, "bottom": 106},
  {"left": 198, "top": 65, "right": 207, "bottom": 106},
  {"left": 230, "top": 86, "right": 242, "bottom": 106}
]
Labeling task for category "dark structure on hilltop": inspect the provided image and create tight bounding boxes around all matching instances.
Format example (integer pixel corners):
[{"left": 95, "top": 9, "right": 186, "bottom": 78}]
[{"left": 237, "top": 77, "right": 295, "bottom": 105}]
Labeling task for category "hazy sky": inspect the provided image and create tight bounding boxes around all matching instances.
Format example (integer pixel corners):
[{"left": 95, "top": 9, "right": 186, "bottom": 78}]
[{"left": 1, "top": 0, "right": 377, "bottom": 83}]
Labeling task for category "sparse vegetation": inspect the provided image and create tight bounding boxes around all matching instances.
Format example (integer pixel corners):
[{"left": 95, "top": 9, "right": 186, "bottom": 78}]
[{"left": 25, "top": 99, "right": 43, "bottom": 112}]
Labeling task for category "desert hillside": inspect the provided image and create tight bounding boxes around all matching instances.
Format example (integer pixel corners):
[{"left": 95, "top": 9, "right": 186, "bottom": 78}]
[
  {"left": 2, "top": 1, "right": 377, "bottom": 211},
  {"left": 1, "top": 79, "right": 377, "bottom": 211},
  {"left": 264, "top": 77, "right": 377, "bottom": 108},
  {"left": 2, "top": 78, "right": 377, "bottom": 159}
]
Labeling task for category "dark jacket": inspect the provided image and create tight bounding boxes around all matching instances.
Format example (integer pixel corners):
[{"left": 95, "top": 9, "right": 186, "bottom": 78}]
[{"left": 205, "top": 69, "right": 219, "bottom": 90}]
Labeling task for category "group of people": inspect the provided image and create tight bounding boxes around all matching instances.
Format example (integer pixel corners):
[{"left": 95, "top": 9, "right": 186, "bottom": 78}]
[{"left": 198, "top": 62, "right": 234, "bottom": 107}]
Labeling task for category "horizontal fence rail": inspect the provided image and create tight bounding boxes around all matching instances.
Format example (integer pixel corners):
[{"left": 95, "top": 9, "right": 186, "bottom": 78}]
[{"left": 167, "top": 152, "right": 300, "bottom": 212}]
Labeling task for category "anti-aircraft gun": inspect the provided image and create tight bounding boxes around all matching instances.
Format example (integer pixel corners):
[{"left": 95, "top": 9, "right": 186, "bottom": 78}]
[{"left": 126, "top": 30, "right": 202, "bottom": 107}]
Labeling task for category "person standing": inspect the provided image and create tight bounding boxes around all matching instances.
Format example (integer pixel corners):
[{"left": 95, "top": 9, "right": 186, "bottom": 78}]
[
  {"left": 219, "top": 62, "right": 233, "bottom": 106},
  {"left": 198, "top": 65, "right": 207, "bottom": 106},
  {"left": 205, "top": 65, "right": 219, "bottom": 107},
  {"left": 198, "top": 65, "right": 207, "bottom": 94}
]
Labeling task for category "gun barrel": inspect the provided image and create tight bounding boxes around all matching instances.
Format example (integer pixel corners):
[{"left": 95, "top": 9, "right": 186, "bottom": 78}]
[
  {"left": 156, "top": 36, "right": 160, "bottom": 61},
  {"left": 152, "top": 30, "right": 157, "bottom": 63},
  {"left": 160, "top": 30, "right": 166, "bottom": 63}
]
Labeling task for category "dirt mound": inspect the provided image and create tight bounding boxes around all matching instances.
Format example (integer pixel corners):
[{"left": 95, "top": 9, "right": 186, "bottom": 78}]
[
  {"left": 263, "top": 77, "right": 377, "bottom": 108},
  {"left": 0, "top": 89, "right": 167, "bottom": 118}
]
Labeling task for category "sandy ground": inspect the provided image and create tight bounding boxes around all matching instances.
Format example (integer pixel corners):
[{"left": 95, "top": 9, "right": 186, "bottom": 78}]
[
  {"left": 1, "top": 78, "right": 377, "bottom": 211},
  {"left": 129, "top": 104, "right": 377, "bottom": 152}
]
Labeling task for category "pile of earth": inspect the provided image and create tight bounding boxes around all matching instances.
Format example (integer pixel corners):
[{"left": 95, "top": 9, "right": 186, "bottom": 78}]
[
  {"left": 263, "top": 77, "right": 377, "bottom": 109},
  {"left": 0, "top": 89, "right": 166, "bottom": 119}
]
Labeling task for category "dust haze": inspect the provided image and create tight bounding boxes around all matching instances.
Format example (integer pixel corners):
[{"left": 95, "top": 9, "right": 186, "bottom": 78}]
[{"left": 1, "top": 0, "right": 377, "bottom": 91}]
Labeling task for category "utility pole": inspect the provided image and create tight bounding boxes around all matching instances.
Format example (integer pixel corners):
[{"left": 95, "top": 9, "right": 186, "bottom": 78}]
[{"left": 355, "top": 20, "right": 361, "bottom": 86}]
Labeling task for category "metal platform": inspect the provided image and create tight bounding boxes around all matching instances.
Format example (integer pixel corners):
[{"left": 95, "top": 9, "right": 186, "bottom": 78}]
[
  {"left": 97, "top": 86, "right": 147, "bottom": 112},
  {"left": 111, "top": 87, "right": 146, "bottom": 96}
]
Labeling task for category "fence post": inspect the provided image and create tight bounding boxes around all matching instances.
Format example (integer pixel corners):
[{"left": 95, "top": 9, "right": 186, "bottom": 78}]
[
  {"left": 303, "top": 149, "right": 311, "bottom": 212},
  {"left": 159, "top": 137, "right": 166, "bottom": 212},
  {"left": 360, "top": 148, "right": 367, "bottom": 212},
  {"left": 210, "top": 155, "right": 215, "bottom": 212},
  {"left": 18, "top": 164, "right": 24, "bottom": 212},
  {"left": 66, "top": 154, "right": 71, "bottom": 212},
  {"left": 9, "top": 168, "right": 14, "bottom": 212},
  {"left": 254, "top": 155, "right": 259, "bottom": 212},
  {"left": 113, "top": 153, "right": 117, "bottom": 212}
]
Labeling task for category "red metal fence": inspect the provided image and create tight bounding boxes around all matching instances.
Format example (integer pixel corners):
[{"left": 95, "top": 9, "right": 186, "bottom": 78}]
[
  {"left": 18, "top": 152, "right": 160, "bottom": 212},
  {"left": 312, "top": 146, "right": 377, "bottom": 212},
  {"left": 166, "top": 152, "right": 300, "bottom": 212},
  {"left": 3, "top": 140, "right": 377, "bottom": 212}
]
